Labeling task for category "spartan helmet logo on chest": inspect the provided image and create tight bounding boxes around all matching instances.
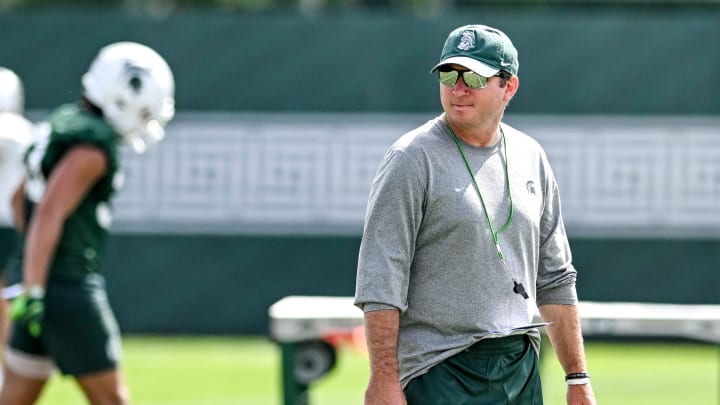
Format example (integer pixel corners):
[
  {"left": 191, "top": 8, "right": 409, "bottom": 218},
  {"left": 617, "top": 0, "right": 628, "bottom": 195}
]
[
  {"left": 526, "top": 181, "right": 536, "bottom": 195},
  {"left": 457, "top": 31, "right": 475, "bottom": 51}
]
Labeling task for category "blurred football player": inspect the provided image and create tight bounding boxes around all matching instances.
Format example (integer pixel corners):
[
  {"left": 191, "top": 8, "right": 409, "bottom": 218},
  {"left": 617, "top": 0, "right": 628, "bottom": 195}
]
[
  {"left": 0, "top": 68, "right": 35, "bottom": 387},
  {"left": 0, "top": 66, "right": 34, "bottom": 256},
  {"left": 0, "top": 42, "right": 175, "bottom": 405}
]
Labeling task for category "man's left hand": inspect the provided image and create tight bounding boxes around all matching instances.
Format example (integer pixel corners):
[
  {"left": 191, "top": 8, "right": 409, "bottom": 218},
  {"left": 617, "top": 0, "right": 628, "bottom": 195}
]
[{"left": 567, "top": 383, "right": 597, "bottom": 405}]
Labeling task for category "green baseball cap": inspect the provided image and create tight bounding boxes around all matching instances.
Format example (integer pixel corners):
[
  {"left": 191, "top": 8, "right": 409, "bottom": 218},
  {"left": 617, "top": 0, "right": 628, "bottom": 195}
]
[{"left": 431, "top": 24, "right": 519, "bottom": 77}]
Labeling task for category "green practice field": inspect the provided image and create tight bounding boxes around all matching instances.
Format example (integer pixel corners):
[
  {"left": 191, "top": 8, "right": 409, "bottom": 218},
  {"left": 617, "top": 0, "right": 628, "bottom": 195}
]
[{"left": 36, "top": 336, "right": 718, "bottom": 404}]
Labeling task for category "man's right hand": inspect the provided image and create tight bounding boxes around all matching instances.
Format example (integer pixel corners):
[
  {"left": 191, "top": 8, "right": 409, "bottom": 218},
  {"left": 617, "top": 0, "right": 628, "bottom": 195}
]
[{"left": 365, "top": 379, "right": 407, "bottom": 405}]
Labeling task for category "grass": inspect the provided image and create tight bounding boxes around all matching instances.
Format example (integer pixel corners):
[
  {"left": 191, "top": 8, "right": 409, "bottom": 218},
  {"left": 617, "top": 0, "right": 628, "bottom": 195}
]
[
  {"left": 35, "top": 336, "right": 719, "bottom": 404},
  {"left": 542, "top": 340, "right": 719, "bottom": 405}
]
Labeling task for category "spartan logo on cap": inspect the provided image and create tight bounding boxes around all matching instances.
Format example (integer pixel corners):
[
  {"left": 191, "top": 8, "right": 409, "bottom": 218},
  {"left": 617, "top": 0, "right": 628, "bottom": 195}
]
[{"left": 457, "top": 31, "right": 475, "bottom": 51}]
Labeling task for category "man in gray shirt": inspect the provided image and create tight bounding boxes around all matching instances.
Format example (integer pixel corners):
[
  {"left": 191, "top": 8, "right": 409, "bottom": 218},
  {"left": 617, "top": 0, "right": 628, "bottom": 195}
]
[{"left": 355, "top": 24, "right": 597, "bottom": 404}]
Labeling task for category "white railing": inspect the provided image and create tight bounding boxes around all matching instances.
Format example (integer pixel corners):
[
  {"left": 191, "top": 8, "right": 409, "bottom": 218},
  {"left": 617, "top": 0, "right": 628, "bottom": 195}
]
[{"left": 268, "top": 295, "right": 720, "bottom": 344}]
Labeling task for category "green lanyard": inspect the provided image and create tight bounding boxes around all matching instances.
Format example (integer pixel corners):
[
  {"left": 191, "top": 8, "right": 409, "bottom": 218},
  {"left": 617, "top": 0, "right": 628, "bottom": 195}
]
[{"left": 446, "top": 121, "right": 529, "bottom": 299}]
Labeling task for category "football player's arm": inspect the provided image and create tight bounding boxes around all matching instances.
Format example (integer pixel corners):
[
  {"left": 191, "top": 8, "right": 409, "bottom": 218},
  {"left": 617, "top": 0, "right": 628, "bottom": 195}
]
[
  {"left": 23, "top": 145, "right": 108, "bottom": 289},
  {"left": 11, "top": 180, "right": 26, "bottom": 234}
]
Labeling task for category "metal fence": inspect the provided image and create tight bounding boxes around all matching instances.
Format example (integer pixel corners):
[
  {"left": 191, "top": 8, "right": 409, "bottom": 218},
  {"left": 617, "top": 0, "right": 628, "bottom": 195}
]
[{"left": 112, "top": 112, "right": 720, "bottom": 238}]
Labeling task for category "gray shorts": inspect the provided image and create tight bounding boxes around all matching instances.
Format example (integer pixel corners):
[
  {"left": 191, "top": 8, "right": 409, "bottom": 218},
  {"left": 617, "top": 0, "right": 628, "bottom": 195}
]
[{"left": 8, "top": 273, "right": 122, "bottom": 376}]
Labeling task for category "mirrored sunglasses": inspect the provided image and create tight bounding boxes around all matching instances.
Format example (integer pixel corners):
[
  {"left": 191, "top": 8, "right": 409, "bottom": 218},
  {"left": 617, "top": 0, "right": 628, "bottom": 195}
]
[{"left": 437, "top": 68, "right": 489, "bottom": 89}]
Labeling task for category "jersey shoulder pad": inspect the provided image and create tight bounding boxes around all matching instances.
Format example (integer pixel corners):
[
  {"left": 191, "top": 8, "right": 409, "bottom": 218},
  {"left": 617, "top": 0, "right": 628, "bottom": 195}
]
[{"left": 47, "top": 103, "right": 118, "bottom": 157}]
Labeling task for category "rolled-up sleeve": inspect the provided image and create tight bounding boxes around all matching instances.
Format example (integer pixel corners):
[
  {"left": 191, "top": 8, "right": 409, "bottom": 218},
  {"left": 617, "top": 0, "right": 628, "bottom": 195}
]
[
  {"left": 355, "top": 148, "right": 425, "bottom": 314},
  {"left": 536, "top": 160, "right": 578, "bottom": 306}
]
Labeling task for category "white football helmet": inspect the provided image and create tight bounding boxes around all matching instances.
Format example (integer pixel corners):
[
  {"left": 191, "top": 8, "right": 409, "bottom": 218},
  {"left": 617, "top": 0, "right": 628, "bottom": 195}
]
[
  {"left": 82, "top": 42, "right": 175, "bottom": 154},
  {"left": 0, "top": 67, "right": 24, "bottom": 115}
]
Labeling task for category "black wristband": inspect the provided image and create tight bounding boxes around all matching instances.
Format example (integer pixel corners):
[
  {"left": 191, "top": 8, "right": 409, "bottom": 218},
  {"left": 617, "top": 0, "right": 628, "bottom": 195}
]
[{"left": 565, "top": 372, "right": 590, "bottom": 381}]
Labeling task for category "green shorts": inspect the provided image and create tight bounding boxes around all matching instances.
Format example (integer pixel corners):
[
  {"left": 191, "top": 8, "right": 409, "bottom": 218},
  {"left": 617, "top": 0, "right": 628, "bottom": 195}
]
[
  {"left": 0, "top": 225, "right": 20, "bottom": 278},
  {"left": 8, "top": 273, "right": 122, "bottom": 376},
  {"left": 404, "top": 334, "right": 543, "bottom": 405}
]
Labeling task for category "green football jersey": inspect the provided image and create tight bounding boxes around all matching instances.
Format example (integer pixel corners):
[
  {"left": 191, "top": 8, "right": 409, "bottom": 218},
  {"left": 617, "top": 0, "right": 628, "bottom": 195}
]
[{"left": 20, "top": 102, "right": 121, "bottom": 280}]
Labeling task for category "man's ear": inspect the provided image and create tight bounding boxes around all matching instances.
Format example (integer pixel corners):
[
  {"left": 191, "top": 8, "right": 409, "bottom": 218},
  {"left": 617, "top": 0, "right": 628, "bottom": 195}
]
[{"left": 504, "top": 75, "right": 519, "bottom": 102}]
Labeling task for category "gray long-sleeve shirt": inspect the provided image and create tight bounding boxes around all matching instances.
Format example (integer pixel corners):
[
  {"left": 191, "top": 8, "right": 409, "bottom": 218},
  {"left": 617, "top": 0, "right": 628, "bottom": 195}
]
[{"left": 354, "top": 115, "right": 578, "bottom": 387}]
